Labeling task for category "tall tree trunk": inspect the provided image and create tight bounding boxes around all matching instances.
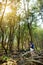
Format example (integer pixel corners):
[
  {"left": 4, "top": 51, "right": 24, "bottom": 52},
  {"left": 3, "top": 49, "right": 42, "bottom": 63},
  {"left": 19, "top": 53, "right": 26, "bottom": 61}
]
[
  {"left": 9, "top": 26, "right": 14, "bottom": 53},
  {"left": 23, "top": 0, "right": 33, "bottom": 43},
  {"left": 22, "top": 42, "right": 23, "bottom": 50},
  {"left": 0, "top": 0, "right": 7, "bottom": 54},
  {"left": 27, "top": 21, "right": 32, "bottom": 42},
  {"left": 1, "top": 28, "right": 7, "bottom": 54},
  {"left": 17, "top": 24, "right": 20, "bottom": 51}
]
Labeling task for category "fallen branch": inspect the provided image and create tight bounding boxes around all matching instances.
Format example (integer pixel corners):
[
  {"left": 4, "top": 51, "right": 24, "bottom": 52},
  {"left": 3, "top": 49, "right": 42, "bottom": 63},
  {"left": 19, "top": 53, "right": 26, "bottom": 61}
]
[{"left": 21, "top": 51, "right": 31, "bottom": 57}]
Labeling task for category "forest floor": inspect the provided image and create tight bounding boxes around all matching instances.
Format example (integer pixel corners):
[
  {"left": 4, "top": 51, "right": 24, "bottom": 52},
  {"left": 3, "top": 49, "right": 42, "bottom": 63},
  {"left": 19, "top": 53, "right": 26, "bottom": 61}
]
[{"left": 0, "top": 50, "right": 43, "bottom": 65}]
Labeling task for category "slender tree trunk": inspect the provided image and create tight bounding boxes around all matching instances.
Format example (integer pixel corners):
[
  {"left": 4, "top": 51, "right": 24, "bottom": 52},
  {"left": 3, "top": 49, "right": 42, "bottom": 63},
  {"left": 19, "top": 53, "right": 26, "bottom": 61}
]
[
  {"left": 21, "top": 39, "right": 24, "bottom": 50},
  {"left": 27, "top": 21, "right": 32, "bottom": 42},
  {"left": 23, "top": 0, "right": 33, "bottom": 43},
  {"left": 0, "top": 0, "right": 7, "bottom": 54},
  {"left": 17, "top": 24, "right": 20, "bottom": 51},
  {"left": 1, "top": 28, "right": 7, "bottom": 54},
  {"left": 9, "top": 26, "right": 14, "bottom": 53},
  {"left": 22, "top": 43, "right": 23, "bottom": 50}
]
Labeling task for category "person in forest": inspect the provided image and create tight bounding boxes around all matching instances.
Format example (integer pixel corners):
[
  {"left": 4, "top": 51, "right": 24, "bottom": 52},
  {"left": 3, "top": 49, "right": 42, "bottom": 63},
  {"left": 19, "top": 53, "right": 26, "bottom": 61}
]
[
  {"left": 29, "top": 41, "right": 34, "bottom": 51},
  {"left": 29, "top": 41, "right": 35, "bottom": 58}
]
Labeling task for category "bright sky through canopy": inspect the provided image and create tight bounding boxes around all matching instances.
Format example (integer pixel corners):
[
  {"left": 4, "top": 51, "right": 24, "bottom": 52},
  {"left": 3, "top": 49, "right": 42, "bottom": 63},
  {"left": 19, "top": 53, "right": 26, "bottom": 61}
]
[
  {"left": 0, "top": 0, "right": 43, "bottom": 28},
  {"left": 0, "top": 0, "right": 12, "bottom": 15},
  {"left": 4, "top": 6, "right": 12, "bottom": 15},
  {"left": 0, "top": 0, "right": 2, "bottom": 2}
]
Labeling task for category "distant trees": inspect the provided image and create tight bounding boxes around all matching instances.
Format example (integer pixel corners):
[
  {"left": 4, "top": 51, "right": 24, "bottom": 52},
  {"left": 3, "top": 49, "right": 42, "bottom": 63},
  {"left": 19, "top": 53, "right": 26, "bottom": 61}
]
[{"left": 0, "top": 0, "right": 43, "bottom": 54}]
